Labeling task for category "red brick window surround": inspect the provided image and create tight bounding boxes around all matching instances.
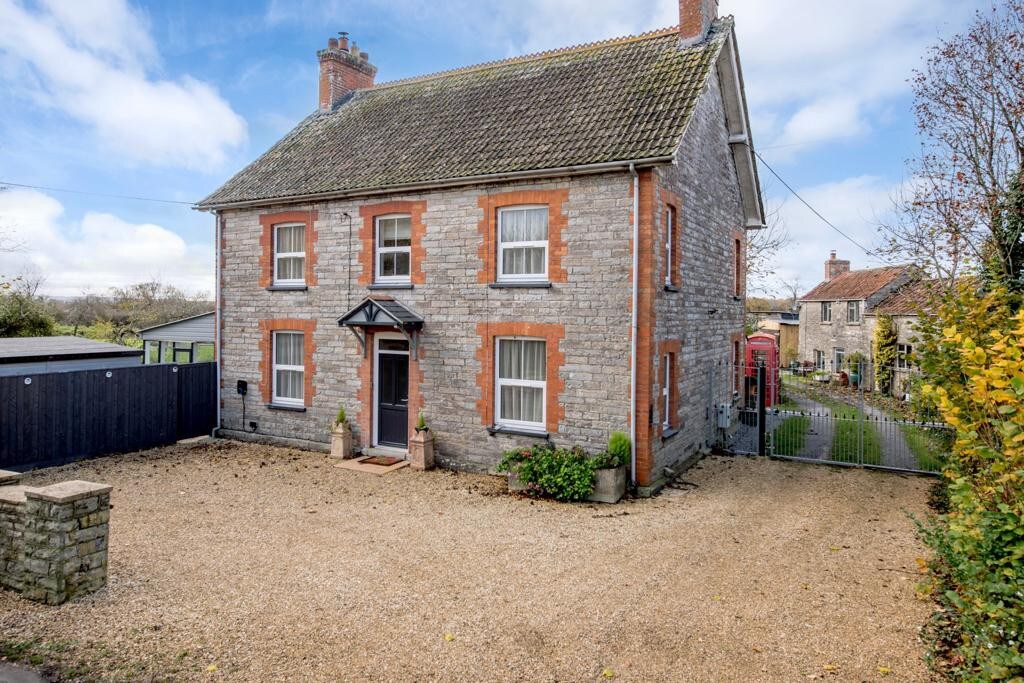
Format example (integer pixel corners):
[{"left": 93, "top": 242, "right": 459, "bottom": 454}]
[
  {"left": 732, "top": 229, "right": 745, "bottom": 298},
  {"left": 477, "top": 189, "right": 569, "bottom": 284},
  {"left": 258, "top": 319, "right": 317, "bottom": 407},
  {"left": 657, "top": 339, "right": 681, "bottom": 436},
  {"left": 660, "top": 188, "right": 682, "bottom": 289},
  {"left": 474, "top": 322, "right": 565, "bottom": 434},
  {"left": 259, "top": 211, "right": 318, "bottom": 289},
  {"left": 358, "top": 201, "right": 427, "bottom": 286}
]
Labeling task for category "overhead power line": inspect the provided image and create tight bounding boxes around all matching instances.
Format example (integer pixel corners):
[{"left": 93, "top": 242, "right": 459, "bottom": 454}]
[
  {"left": 0, "top": 180, "right": 196, "bottom": 206},
  {"left": 745, "top": 143, "right": 878, "bottom": 258}
]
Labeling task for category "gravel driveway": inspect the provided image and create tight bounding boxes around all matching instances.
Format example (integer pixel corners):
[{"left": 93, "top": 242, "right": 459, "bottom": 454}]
[{"left": 0, "top": 440, "right": 934, "bottom": 682}]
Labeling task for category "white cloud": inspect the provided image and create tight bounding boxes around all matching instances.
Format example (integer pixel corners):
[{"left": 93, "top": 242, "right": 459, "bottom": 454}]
[
  {"left": 0, "top": 188, "right": 212, "bottom": 297},
  {"left": 0, "top": 0, "right": 246, "bottom": 170},
  {"left": 765, "top": 175, "right": 904, "bottom": 293}
]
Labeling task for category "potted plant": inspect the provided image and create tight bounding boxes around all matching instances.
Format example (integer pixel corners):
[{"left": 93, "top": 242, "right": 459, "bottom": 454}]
[
  {"left": 587, "top": 431, "right": 629, "bottom": 504},
  {"left": 330, "top": 406, "right": 354, "bottom": 459},
  {"left": 496, "top": 446, "right": 532, "bottom": 492},
  {"left": 846, "top": 351, "right": 866, "bottom": 387},
  {"left": 409, "top": 413, "right": 434, "bottom": 471}
]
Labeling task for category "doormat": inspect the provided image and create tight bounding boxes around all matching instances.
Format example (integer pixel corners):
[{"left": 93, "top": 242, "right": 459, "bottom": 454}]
[{"left": 363, "top": 455, "right": 403, "bottom": 467}]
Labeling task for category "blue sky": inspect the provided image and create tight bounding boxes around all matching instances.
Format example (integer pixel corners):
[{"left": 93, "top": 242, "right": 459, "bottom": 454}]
[{"left": 0, "top": 0, "right": 982, "bottom": 296}]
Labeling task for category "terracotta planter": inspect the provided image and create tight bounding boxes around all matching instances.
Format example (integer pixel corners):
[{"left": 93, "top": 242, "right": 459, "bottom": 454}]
[
  {"left": 409, "top": 428, "right": 434, "bottom": 471},
  {"left": 587, "top": 466, "right": 626, "bottom": 504},
  {"left": 330, "top": 423, "right": 354, "bottom": 459}
]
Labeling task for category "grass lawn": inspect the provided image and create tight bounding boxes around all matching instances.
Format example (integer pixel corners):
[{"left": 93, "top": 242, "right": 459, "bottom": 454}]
[
  {"left": 771, "top": 414, "right": 810, "bottom": 456},
  {"left": 817, "top": 397, "right": 882, "bottom": 465},
  {"left": 900, "top": 424, "right": 951, "bottom": 472}
]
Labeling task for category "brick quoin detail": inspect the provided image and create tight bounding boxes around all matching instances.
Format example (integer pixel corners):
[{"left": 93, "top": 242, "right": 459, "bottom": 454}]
[
  {"left": 258, "top": 319, "right": 317, "bottom": 406},
  {"left": 358, "top": 201, "right": 428, "bottom": 286},
  {"left": 474, "top": 322, "right": 566, "bottom": 434},
  {"left": 258, "top": 210, "right": 319, "bottom": 288},
  {"left": 660, "top": 186, "right": 683, "bottom": 289},
  {"left": 355, "top": 327, "right": 425, "bottom": 450},
  {"left": 633, "top": 169, "right": 657, "bottom": 486},
  {"left": 730, "top": 330, "right": 746, "bottom": 394},
  {"left": 656, "top": 339, "right": 682, "bottom": 436},
  {"left": 476, "top": 189, "right": 569, "bottom": 284}
]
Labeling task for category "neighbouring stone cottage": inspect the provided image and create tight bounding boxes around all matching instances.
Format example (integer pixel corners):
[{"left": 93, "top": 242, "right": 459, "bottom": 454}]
[
  {"left": 798, "top": 251, "right": 933, "bottom": 391},
  {"left": 198, "top": 1, "right": 765, "bottom": 492}
]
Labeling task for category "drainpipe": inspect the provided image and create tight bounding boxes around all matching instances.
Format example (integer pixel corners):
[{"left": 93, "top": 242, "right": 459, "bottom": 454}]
[
  {"left": 629, "top": 163, "right": 639, "bottom": 486},
  {"left": 212, "top": 210, "right": 222, "bottom": 438}
]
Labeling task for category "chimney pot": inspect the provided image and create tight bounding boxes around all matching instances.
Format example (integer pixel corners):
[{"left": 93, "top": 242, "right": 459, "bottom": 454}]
[
  {"left": 824, "top": 251, "right": 851, "bottom": 282},
  {"left": 318, "top": 35, "right": 377, "bottom": 111}
]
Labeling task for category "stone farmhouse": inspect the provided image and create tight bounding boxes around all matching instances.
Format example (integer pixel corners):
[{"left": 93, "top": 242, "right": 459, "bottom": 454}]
[
  {"left": 798, "top": 251, "right": 929, "bottom": 384},
  {"left": 197, "top": 0, "right": 765, "bottom": 492}
]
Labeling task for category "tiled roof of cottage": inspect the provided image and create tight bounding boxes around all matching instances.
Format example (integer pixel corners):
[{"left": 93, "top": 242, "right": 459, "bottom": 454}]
[
  {"left": 800, "top": 266, "right": 909, "bottom": 302},
  {"left": 871, "top": 279, "right": 939, "bottom": 315},
  {"left": 197, "top": 20, "right": 732, "bottom": 209}
]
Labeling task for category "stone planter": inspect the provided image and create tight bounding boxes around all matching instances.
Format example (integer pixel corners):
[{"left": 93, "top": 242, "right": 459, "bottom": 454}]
[
  {"left": 330, "top": 423, "right": 354, "bottom": 459},
  {"left": 587, "top": 466, "right": 627, "bottom": 504},
  {"left": 507, "top": 470, "right": 528, "bottom": 493},
  {"left": 409, "top": 428, "right": 434, "bottom": 471}
]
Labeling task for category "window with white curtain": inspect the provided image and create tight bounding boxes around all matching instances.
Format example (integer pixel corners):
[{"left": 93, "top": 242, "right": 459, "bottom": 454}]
[
  {"left": 662, "top": 354, "right": 672, "bottom": 429},
  {"left": 498, "top": 206, "right": 548, "bottom": 281},
  {"left": 814, "top": 349, "right": 825, "bottom": 370},
  {"left": 820, "top": 302, "right": 832, "bottom": 323},
  {"left": 375, "top": 214, "right": 412, "bottom": 282},
  {"left": 273, "top": 331, "right": 305, "bottom": 406},
  {"left": 274, "top": 223, "right": 305, "bottom": 285},
  {"left": 496, "top": 337, "right": 546, "bottom": 429},
  {"left": 664, "top": 206, "right": 675, "bottom": 287}
]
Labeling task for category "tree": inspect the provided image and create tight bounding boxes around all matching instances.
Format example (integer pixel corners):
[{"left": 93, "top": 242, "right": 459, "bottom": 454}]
[
  {"left": 879, "top": 2, "right": 1024, "bottom": 292},
  {"left": 106, "top": 280, "right": 211, "bottom": 343},
  {"left": 0, "top": 277, "right": 56, "bottom": 337},
  {"left": 872, "top": 314, "right": 898, "bottom": 395},
  {"left": 745, "top": 199, "right": 792, "bottom": 294}
]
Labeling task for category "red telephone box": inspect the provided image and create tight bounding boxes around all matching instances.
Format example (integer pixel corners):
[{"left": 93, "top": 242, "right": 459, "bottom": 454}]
[{"left": 745, "top": 332, "right": 781, "bottom": 407}]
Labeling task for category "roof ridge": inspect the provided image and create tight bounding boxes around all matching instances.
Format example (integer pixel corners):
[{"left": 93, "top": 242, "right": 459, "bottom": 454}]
[{"left": 369, "top": 25, "right": 684, "bottom": 91}]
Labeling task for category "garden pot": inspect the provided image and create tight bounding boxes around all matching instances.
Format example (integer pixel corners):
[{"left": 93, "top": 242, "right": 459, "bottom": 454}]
[
  {"left": 507, "top": 470, "right": 528, "bottom": 492},
  {"left": 587, "top": 465, "right": 626, "bottom": 504},
  {"left": 409, "top": 428, "right": 434, "bottom": 471},
  {"left": 330, "top": 423, "right": 355, "bottom": 459}
]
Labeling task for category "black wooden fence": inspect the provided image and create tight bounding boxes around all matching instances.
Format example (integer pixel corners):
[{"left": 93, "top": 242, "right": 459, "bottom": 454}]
[{"left": 0, "top": 362, "right": 217, "bottom": 471}]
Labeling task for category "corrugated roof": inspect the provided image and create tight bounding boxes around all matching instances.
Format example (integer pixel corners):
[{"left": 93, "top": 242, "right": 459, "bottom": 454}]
[
  {"left": 0, "top": 336, "right": 142, "bottom": 364},
  {"left": 198, "top": 20, "right": 732, "bottom": 209},
  {"left": 871, "top": 279, "right": 939, "bottom": 315},
  {"left": 800, "top": 266, "right": 909, "bottom": 302}
]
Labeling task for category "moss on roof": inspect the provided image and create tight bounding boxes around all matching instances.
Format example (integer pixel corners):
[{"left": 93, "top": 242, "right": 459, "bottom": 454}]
[{"left": 198, "top": 20, "right": 732, "bottom": 208}]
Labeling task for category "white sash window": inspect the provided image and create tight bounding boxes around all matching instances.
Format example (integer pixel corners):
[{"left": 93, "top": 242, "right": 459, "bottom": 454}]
[
  {"left": 496, "top": 337, "right": 546, "bottom": 429},
  {"left": 375, "top": 215, "right": 412, "bottom": 282},
  {"left": 273, "top": 331, "right": 305, "bottom": 406},
  {"left": 498, "top": 206, "right": 548, "bottom": 282},
  {"left": 274, "top": 224, "right": 306, "bottom": 285}
]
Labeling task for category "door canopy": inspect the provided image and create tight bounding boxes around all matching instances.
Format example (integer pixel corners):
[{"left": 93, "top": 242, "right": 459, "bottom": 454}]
[{"left": 337, "top": 297, "right": 424, "bottom": 356}]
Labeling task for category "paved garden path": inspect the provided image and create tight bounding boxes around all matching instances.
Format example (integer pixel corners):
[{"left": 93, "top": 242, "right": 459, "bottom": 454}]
[
  {"left": 859, "top": 402, "right": 918, "bottom": 470},
  {"left": 0, "top": 440, "right": 934, "bottom": 682},
  {"left": 787, "top": 394, "right": 834, "bottom": 460}
]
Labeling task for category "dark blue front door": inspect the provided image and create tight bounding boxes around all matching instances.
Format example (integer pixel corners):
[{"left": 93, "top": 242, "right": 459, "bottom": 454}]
[{"left": 377, "top": 352, "right": 408, "bottom": 448}]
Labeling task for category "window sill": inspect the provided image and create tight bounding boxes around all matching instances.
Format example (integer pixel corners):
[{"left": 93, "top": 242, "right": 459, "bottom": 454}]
[
  {"left": 487, "top": 425, "right": 550, "bottom": 439},
  {"left": 664, "top": 284, "right": 680, "bottom": 293},
  {"left": 368, "top": 283, "right": 414, "bottom": 290},
  {"left": 266, "top": 403, "right": 306, "bottom": 412},
  {"left": 846, "top": 321, "right": 862, "bottom": 326},
  {"left": 489, "top": 282, "right": 552, "bottom": 289},
  {"left": 661, "top": 427, "right": 680, "bottom": 441},
  {"left": 266, "top": 284, "right": 308, "bottom": 292}
]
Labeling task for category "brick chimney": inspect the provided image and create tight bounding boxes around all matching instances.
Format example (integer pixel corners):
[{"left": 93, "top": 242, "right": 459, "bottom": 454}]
[
  {"left": 679, "top": 0, "right": 719, "bottom": 44},
  {"left": 825, "top": 250, "right": 851, "bottom": 281},
  {"left": 318, "top": 33, "right": 377, "bottom": 111}
]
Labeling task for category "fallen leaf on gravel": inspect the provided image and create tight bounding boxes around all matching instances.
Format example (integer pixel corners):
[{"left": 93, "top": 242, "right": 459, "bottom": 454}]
[
  {"left": 207, "top": 664, "right": 217, "bottom": 673},
  {"left": 822, "top": 663, "right": 837, "bottom": 672},
  {"left": 914, "top": 558, "right": 928, "bottom": 574},
  {"left": 601, "top": 668, "right": 615, "bottom": 678},
  {"left": 877, "top": 666, "right": 891, "bottom": 674},
  {"left": 752, "top": 646, "right": 763, "bottom": 653},
  {"left": 712, "top": 595, "right": 723, "bottom": 601},
  {"left": 444, "top": 633, "right": 455, "bottom": 642},
  {"left": 829, "top": 546, "right": 841, "bottom": 552}
]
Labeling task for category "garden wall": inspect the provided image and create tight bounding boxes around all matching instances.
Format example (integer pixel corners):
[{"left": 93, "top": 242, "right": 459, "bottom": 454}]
[{"left": 0, "top": 470, "right": 111, "bottom": 605}]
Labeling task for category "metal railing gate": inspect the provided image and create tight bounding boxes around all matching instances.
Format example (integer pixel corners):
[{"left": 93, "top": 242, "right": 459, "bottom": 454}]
[{"left": 713, "top": 360, "right": 949, "bottom": 475}]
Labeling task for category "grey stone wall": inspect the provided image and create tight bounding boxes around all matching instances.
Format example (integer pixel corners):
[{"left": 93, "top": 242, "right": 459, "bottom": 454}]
[
  {"left": 0, "top": 473, "right": 111, "bottom": 605},
  {"left": 797, "top": 299, "right": 876, "bottom": 370},
  {"left": 651, "top": 68, "right": 748, "bottom": 475},
  {"left": 219, "top": 174, "right": 635, "bottom": 470}
]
